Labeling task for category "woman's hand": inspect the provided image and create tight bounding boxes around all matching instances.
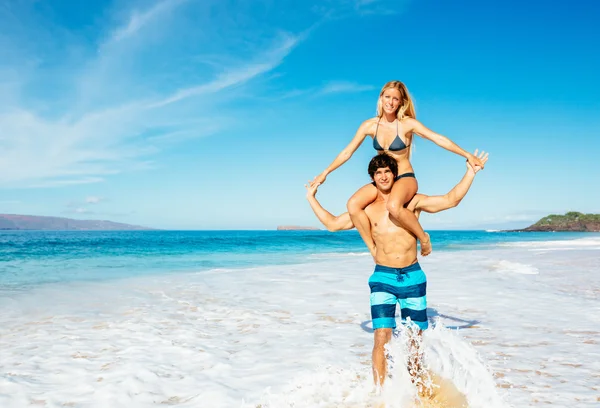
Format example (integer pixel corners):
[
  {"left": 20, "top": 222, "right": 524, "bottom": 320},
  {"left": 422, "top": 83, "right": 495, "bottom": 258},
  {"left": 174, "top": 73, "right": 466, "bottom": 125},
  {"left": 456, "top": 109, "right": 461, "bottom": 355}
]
[
  {"left": 466, "top": 149, "right": 489, "bottom": 173},
  {"left": 305, "top": 181, "right": 320, "bottom": 199},
  {"left": 466, "top": 152, "right": 485, "bottom": 170},
  {"left": 311, "top": 173, "right": 327, "bottom": 186}
]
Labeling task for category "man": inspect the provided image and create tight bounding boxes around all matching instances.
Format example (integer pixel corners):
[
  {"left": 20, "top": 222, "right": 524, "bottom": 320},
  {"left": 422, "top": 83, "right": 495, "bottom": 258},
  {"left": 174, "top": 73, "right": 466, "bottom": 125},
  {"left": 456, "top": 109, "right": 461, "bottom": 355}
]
[{"left": 305, "top": 151, "right": 487, "bottom": 390}]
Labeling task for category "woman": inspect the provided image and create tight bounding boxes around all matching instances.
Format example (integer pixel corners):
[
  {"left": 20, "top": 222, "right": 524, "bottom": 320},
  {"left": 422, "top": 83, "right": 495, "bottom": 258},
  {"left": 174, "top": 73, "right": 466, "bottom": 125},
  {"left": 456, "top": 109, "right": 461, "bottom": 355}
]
[{"left": 311, "top": 80, "right": 484, "bottom": 256}]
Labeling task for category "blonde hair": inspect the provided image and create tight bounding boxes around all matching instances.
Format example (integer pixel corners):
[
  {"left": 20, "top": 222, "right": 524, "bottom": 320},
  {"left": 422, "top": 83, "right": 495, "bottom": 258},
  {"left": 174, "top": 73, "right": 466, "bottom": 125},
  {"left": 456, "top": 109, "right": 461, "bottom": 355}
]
[{"left": 376, "top": 80, "right": 416, "bottom": 157}]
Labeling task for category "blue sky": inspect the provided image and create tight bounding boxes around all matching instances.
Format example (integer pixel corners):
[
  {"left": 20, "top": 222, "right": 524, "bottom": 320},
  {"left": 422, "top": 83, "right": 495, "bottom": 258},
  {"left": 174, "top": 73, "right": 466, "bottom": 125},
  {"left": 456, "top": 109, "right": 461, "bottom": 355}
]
[{"left": 1, "top": 0, "right": 599, "bottom": 230}]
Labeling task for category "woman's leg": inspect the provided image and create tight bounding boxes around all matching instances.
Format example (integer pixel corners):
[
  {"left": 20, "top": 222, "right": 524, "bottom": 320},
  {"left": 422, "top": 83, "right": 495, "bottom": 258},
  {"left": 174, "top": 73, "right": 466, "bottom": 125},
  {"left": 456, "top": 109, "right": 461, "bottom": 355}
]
[
  {"left": 386, "top": 177, "right": 432, "bottom": 256},
  {"left": 347, "top": 183, "right": 379, "bottom": 257}
]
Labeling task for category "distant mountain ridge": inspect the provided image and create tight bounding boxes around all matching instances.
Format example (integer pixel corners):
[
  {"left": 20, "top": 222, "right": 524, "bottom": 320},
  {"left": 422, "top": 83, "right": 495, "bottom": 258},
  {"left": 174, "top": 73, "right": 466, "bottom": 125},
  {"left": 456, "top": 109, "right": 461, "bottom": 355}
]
[
  {"left": 512, "top": 211, "right": 600, "bottom": 232},
  {"left": 0, "top": 214, "right": 153, "bottom": 231}
]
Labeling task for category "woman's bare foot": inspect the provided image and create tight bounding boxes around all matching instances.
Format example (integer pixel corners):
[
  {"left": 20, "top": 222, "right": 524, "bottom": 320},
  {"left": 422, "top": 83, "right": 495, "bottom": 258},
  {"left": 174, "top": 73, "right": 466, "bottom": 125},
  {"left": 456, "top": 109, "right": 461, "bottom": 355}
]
[{"left": 420, "top": 233, "right": 432, "bottom": 256}]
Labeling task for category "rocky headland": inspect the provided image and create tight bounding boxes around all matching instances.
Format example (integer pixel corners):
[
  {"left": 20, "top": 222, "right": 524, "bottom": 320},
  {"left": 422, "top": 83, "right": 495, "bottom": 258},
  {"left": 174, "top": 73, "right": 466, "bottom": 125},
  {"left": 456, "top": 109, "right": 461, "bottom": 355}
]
[{"left": 512, "top": 212, "right": 600, "bottom": 232}]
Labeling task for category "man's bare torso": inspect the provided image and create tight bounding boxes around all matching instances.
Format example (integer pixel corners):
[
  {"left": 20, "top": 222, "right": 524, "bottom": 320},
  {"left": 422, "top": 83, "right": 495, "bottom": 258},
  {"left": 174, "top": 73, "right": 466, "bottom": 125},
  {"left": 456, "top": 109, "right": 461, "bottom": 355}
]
[{"left": 364, "top": 194, "right": 424, "bottom": 268}]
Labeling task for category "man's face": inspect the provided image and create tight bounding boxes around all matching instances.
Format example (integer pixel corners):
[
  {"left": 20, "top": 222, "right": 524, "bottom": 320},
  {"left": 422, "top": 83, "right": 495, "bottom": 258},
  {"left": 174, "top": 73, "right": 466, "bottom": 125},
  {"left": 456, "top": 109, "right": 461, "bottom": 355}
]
[{"left": 372, "top": 166, "right": 395, "bottom": 192}]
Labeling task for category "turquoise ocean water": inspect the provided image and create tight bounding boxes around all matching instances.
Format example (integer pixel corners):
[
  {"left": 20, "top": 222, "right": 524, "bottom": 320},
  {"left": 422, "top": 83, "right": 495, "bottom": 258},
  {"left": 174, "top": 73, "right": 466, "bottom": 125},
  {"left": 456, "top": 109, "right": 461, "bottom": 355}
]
[{"left": 1, "top": 230, "right": 596, "bottom": 290}]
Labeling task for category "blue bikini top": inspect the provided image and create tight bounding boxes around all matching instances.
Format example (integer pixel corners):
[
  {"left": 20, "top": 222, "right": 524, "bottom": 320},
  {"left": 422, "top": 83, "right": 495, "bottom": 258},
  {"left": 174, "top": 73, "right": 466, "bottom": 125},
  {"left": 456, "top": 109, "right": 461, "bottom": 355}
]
[{"left": 372, "top": 118, "right": 408, "bottom": 152}]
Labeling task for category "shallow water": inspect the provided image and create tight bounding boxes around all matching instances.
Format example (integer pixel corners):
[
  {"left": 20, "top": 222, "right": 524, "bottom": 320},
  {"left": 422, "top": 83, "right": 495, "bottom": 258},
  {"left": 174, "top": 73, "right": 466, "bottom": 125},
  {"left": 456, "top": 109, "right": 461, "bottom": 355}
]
[{"left": 1, "top": 234, "right": 599, "bottom": 407}]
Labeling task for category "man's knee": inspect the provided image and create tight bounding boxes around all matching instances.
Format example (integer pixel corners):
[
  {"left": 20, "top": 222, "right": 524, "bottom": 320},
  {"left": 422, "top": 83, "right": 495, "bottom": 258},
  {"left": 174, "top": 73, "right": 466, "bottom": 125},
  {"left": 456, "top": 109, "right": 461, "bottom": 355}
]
[{"left": 373, "top": 328, "right": 392, "bottom": 349}]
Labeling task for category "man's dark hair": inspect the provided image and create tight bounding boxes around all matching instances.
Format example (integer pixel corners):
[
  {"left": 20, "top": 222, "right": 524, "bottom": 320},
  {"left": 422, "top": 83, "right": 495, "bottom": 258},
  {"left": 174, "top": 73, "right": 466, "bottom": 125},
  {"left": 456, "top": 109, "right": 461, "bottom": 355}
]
[{"left": 368, "top": 154, "right": 398, "bottom": 178}]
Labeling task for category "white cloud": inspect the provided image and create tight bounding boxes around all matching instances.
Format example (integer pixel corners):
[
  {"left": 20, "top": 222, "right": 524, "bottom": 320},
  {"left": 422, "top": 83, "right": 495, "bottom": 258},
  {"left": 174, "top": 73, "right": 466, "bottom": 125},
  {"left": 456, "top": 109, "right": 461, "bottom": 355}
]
[
  {"left": 319, "top": 81, "right": 376, "bottom": 95},
  {"left": 266, "top": 80, "right": 375, "bottom": 101},
  {"left": 151, "top": 34, "right": 299, "bottom": 108},
  {"left": 63, "top": 196, "right": 107, "bottom": 215},
  {"left": 355, "top": 0, "right": 379, "bottom": 7},
  {"left": 85, "top": 196, "right": 104, "bottom": 204},
  {"left": 0, "top": 1, "right": 304, "bottom": 189},
  {"left": 0, "top": 0, "right": 395, "bottom": 190},
  {"left": 353, "top": 0, "right": 406, "bottom": 15},
  {"left": 28, "top": 178, "right": 106, "bottom": 189},
  {"left": 109, "top": 0, "right": 189, "bottom": 44},
  {"left": 313, "top": 0, "right": 406, "bottom": 18}
]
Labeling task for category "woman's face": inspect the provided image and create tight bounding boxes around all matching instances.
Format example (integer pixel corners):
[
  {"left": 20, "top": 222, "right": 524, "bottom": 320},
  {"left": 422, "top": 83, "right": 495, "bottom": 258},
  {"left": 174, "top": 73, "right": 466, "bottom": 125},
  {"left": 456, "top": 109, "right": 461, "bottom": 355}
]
[{"left": 381, "top": 88, "right": 402, "bottom": 115}]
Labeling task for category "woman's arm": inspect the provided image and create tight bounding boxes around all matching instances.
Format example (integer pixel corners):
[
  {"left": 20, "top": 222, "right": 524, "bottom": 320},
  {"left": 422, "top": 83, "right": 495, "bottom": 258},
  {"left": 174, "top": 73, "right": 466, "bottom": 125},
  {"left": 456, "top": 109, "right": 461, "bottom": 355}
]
[
  {"left": 312, "top": 120, "right": 372, "bottom": 185},
  {"left": 405, "top": 118, "right": 484, "bottom": 169}
]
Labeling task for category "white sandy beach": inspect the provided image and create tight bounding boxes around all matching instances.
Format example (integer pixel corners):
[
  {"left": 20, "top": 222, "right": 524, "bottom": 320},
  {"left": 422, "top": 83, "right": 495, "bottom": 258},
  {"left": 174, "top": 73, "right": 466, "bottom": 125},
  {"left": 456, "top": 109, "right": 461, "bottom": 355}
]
[{"left": 1, "top": 237, "right": 599, "bottom": 407}]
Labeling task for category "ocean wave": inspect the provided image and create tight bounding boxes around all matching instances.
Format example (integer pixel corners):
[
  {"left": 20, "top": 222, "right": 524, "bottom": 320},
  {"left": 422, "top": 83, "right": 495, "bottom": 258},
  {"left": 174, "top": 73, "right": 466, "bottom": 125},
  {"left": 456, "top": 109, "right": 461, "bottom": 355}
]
[
  {"left": 490, "top": 260, "right": 539, "bottom": 275},
  {"left": 308, "top": 252, "right": 370, "bottom": 259},
  {"left": 498, "top": 237, "right": 600, "bottom": 250}
]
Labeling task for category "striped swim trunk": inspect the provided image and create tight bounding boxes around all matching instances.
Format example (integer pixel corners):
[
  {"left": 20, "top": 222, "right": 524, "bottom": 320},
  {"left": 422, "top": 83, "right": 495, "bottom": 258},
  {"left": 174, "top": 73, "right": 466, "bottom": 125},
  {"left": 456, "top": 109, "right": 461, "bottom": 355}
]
[{"left": 368, "top": 262, "right": 428, "bottom": 331}]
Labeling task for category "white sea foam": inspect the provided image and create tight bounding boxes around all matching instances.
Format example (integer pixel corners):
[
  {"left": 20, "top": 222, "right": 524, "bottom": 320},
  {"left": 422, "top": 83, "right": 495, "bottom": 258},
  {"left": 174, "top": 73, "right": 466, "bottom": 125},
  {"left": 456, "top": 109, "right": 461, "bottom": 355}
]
[
  {"left": 1, "top": 242, "right": 599, "bottom": 407},
  {"left": 490, "top": 260, "right": 539, "bottom": 275},
  {"left": 308, "top": 251, "right": 370, "bottom": 259},
  {"left": 499, "top": 236, "right": 600, "bottom": 251}
]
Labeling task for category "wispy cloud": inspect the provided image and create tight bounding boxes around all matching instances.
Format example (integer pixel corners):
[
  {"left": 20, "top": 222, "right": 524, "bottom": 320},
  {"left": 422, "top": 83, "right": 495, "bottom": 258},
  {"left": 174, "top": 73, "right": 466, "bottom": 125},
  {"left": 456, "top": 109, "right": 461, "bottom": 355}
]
[
  {"left": 151, "top": 34, "right": 299, "bottom": 108},
  {"left": 266, "top": 80, "right": 375, "bottom": 101},
  {"left": 0, "top": 0, "right": 398, "bottom": 189},
  {"left": 318, "top": 80, "right": 376, "bottom": 95},
  {"left": 353, "top": 0, "right": 406, "bottom": 15},
  {"left": 27, "top": 178, "right": 107, "bottom": 188},
  {"left": 110, "top": 0, "right": 188, "bottom": 43},
  {"left": 0, "top": 1, "right": 305, "bottom": 188},
  {"left": 85, "top": 196, "right": 105, "bottom": 204},
  {"left": 314, "top": 0, "right": 407, "bottom": 19},
  {"left": 64, "top": 196, "right": 113, "bottom": 216}
]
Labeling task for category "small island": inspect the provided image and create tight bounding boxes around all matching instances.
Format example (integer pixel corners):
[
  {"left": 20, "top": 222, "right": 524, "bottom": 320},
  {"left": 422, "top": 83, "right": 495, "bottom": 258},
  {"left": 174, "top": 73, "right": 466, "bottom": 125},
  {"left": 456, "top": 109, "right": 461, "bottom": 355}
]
[
  {"left": 276, "top": 225, "right": 321, "bottom": 231},
  {"left": 513, "top": 212, "right": 600, "bottom": 232}
]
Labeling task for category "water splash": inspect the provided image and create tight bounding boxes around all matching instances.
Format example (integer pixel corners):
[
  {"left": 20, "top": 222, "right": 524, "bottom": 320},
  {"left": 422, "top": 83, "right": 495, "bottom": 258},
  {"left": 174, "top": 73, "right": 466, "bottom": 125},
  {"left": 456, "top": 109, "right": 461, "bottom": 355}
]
[{"left": 248, "top": 323, "right": 508, "bottom": 408}]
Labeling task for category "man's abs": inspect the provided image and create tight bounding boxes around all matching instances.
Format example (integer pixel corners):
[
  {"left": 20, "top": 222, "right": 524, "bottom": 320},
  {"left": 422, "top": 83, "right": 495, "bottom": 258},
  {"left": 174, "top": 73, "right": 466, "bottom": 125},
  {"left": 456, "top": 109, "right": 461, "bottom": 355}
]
[
  {"left": 367, "top": 201, "right": 419, "bottom": 267},
  {"left": 373, "top": 236, "right": 418, "bottom": 268}
]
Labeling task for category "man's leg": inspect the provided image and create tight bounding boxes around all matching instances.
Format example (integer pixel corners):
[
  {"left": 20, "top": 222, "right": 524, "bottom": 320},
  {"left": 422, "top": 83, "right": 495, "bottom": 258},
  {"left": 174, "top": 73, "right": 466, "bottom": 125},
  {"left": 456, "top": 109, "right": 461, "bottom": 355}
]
[
  {"left": 369, "top": 266, "right": 399, "bottom": 388},
  {"left": 405, "top": 327, "right": 430, "bottom": 396},
  {"left": 398, "top": 264, "right": 430, "bottom": 396},
  {"left": 372, "top": 328, "right": 392, "bottom": 386},
  {"left": 369, "top": 298, "right": 397, "bottom": 387}
]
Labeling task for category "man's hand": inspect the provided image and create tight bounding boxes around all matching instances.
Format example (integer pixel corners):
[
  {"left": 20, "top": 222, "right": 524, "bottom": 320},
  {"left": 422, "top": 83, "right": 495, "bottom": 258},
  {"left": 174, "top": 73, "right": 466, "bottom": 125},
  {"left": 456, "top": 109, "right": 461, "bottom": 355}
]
[
  {"left": 466, "top": 149, "right": 489, "bottom": 174},
  {"left": 305, "top": 181, "right": 321, "bottom": 199}
]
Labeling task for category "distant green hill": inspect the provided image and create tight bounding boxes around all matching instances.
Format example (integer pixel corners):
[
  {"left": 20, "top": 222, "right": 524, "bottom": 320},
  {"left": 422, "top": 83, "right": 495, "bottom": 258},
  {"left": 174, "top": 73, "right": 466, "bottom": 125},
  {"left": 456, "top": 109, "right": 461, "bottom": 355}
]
[{"left": 518, "top": 212, "right": 600, "bottom": 232}]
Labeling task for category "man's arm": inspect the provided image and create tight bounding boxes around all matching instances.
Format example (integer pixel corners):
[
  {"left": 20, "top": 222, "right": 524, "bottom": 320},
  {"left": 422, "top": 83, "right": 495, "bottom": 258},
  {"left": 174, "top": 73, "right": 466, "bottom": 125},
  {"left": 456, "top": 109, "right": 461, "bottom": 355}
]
[
  {"left": 305, "top": 183, "right": 354, "bottom": 231},
  {"left": 415, "top": 150, "right": 488, "bottom": 214}
]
